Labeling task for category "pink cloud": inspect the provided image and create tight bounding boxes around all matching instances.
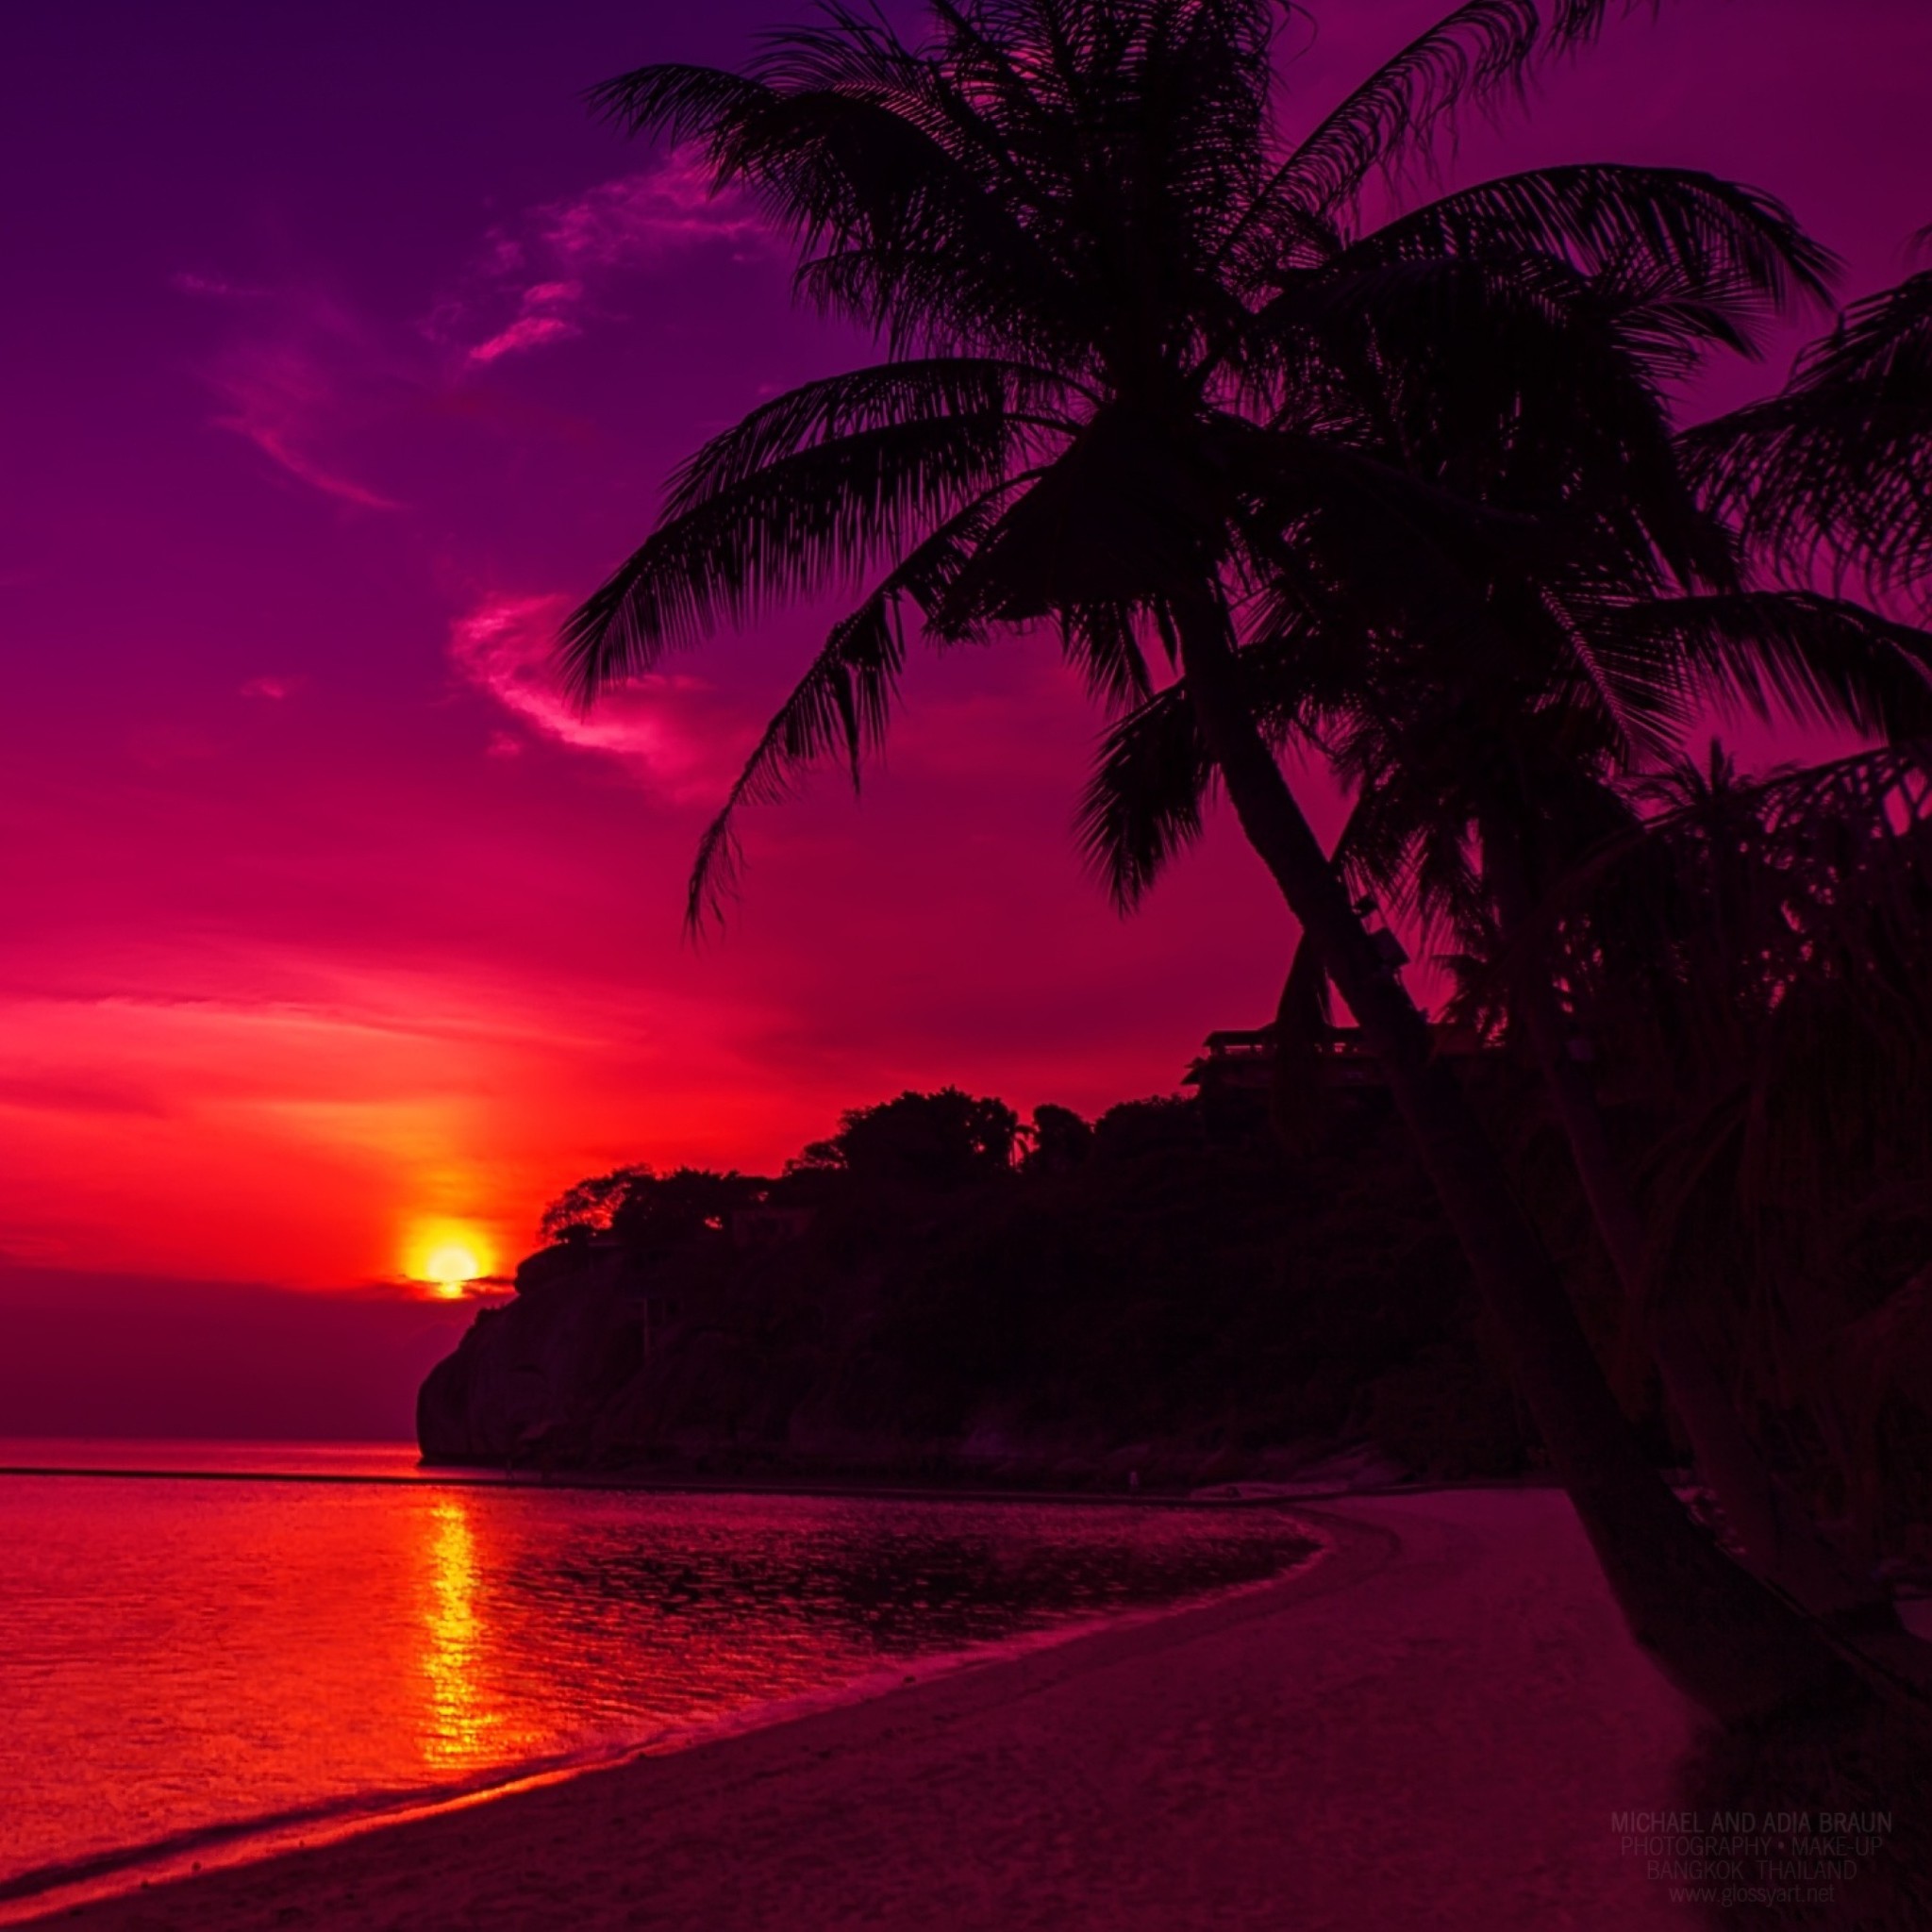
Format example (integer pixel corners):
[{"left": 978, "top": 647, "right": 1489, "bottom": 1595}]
[
  {"left": 448, "top": 593, "right": 729, "bottom": 798},
  {"left": 177, "top": 158, "right": 771, "bottom": 505},
  {"left": 240, "top": 675, "right": 300, "bottom": 700},
  {"left": 204, "top": 326, "right": 407, "bottom": 510},
  {"left": 175, "top": 273, "right": 419, "bottom": 508},
  {"left": 442, "top": 155, "right": 772, "bottom": 369},
  {"left": 469, "top": 313, "right": 581, "bottom": 366},
  {"left": 538, "top": 157, "right": 766, "bottom": 269}
]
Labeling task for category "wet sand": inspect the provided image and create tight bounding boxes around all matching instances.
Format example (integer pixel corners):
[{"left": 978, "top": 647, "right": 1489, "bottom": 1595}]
[{"left": 43, "top": 1489, "right": 1706, "bottom": 1930}]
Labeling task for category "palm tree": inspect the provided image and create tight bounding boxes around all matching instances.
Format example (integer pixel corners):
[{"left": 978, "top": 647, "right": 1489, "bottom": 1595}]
[
  {"left": 559, "top": 0, "right": 1858, "bottom": 1718},
  {"left": 1079, "top": 563, "right": 1932, "bottom": 1634},
  {"left": 1541, "top": 746, "right": 1932, "bottom": 1566},
  {"left": 1686, "top": 256, "right": 1932, "bottom": 607}
]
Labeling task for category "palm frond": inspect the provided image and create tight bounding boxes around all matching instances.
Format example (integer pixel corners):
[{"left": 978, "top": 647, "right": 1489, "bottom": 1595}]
[
  {"left": 664, "top": 358, "right": 1079, "bottom": 515},
  {"left": 684, "top": 497, "right": 1004, "bottom": 930},
  {"left": 592, "top": 44, "right": 1077, "bottom": 358},
  {"left": 1073, "top": 607, "right": 1358, "bottom": 910},
  {"left": 1356, "top": 166, "right": 1836, "bottom": 316},
  {"left": 1684, "top": 267, "right": 1932, "bottom": 595},
  {"left": 1058, "top": 603, "right": 1158, "bottom": 713},
  {"left": 1256, "top": 247, "right": 1734, "bottom": 591},
  {"left": 1075, "top": 679, "right": 1212, "bottom": 910},
  {"left": 1604, "top": 591, "right": 1932, "bottom": 742},
  {"left": 558, "top": 413, "right": 1020, "bottom": 699},
  {"left": 1264, "top": 2, "right": 1545, "bottom": 222},
  {"left": 586, "top": 62, "right": 778, "bottom": 146}
]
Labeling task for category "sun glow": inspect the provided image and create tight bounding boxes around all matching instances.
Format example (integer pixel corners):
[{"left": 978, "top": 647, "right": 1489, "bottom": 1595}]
[{"left": 408, "top": 1226, "right": 493, "bottom": 1298}]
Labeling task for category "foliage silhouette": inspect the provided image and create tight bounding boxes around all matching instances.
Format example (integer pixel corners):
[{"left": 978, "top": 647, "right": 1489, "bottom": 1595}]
[{"left": 560, "top": 0, "right": 1866, "bottom": 1719}]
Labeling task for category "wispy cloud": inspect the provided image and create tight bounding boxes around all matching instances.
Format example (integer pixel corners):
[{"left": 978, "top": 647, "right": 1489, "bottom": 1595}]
[
  {"left": 212, "top": 354, "right": 400, "bottom": 508},
  {"left": 448, "top": 593, "right": 733, "bottom": 799},
  {"left": 468, "top": 311, "right": 580, "bottom": 366},
  {"left": 539, "top": 158, "right": 767, "bottom": 266},
  {"left": 440, "top": 154, "right": 773, "bottom": 370},
  {"left": 186, "top": 282, "right": 411, "bottom": 509},
  {"left": 174, "top": 154, "right": 770, "bottom": 508}
]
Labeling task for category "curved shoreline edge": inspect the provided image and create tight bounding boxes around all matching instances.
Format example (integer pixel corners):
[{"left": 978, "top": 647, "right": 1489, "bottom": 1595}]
[
  {"left": 27, "top": 1491, "right": 1708, "bottom": 1931},
  {"left": 3, "top": 1515, "right": 1341, "bottom": 1924}
]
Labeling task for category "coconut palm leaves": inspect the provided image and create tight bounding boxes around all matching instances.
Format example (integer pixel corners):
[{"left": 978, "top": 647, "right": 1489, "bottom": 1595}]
[
  {"left": 559, "top": 0, "right": 1897, "bottom": 1717},
  {"left": 560, "top": 0, "right": 1828, "bottom": 932},
  {"left": 1077, "top": 587, "right": 1932, "bottom": 940},
  {"left": 1531, "top": 744, "right": 1932, "bottom": 1537},
  {"left": 1687, "top": 262, "right": 1932, "bottom": 604}
]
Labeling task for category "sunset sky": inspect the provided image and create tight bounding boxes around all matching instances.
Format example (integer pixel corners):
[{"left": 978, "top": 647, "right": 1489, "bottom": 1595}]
[{"left": 3, "top": 0, "right": 1928, "bottom": 1426}]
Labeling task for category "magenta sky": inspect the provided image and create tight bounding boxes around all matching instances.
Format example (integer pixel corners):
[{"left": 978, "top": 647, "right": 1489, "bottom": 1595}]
[{"left": 2, "top": 1, "right": 1928, "bottom": 1425}]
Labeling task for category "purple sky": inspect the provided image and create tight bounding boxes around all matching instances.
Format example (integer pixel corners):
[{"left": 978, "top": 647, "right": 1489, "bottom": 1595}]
[{"left": 1, "top": 0, "right": 1927, "bottom": 1432}]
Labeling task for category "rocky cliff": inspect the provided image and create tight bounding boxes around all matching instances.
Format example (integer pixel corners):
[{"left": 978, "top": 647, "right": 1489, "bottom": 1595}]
[{"left": 416, "top": 1241, "right": 648, "bottom": 1465}]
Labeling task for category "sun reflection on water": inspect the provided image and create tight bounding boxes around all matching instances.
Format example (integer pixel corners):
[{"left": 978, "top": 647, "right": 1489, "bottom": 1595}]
[
  {"left": 0, "top": 1480, "right": 1320, "bottom": 1897},
  {"left": 421, "top": 1495, "right": 498, "bottom": 1771}
]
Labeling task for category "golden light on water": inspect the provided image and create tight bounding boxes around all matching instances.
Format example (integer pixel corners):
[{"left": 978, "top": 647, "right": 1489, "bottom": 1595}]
[{"left": 420, "top": 1496, "right": 496, "bottom": 1770}]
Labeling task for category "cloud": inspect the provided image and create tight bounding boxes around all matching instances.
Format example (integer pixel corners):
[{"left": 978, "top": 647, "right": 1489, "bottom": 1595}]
[
  {"left": 240, "top": 675, "right": 300, "bottom": 700},
  {"left": 448, "top": 594, "right": 732, "bottom": 799},
  {"left": 190, "top": 285, "right": 412, "bottom": 509},
  {"left": 539, "top": 157, "right": 767, "bottom": 267},
  {"left": 175, "top": 154, "right": 769, "bottom": 508},
  {"left": 441, "top": 154, "right": 773, "bottom": 370},
  {"left": 207, "top": 338, "right": 406, "bottom": 510},
  {"left": 469, "top": 312, "right": 581, "bottom": 366},
  {"left": 176, "top": 274, "right": 413, "bottom": 508}
]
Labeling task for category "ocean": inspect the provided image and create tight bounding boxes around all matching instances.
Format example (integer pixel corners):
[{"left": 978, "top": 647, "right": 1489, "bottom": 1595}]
[{"left": 0, "top": 1441, "right": 1321, "bottom": 1917}]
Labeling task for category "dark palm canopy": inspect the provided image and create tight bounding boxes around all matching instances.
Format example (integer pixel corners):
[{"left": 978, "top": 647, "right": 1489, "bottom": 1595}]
[
  {"left": 1552, "top": 744, "right": 1932, "bottom": 1245},
  {"left": 558, "top": 0, "right": 1918, "bottom": 1720},
  {"left": 1688, "top": 262, "right": 1932, "bottom": 604},
  {"left": 1079, "top": 579, "right": 1932, "bottom": 935},
  {"left": 1536, "top": 745, "right": 1932, "bottom": 1523},
  {"left": 559, "top": 0, "right": 1840, "bottom": 928}
]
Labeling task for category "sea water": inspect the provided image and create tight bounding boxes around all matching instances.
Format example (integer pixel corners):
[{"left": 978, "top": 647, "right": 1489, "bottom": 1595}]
[{"left": 0, "top": 1442, "right": 1319, "bottom": 1911}]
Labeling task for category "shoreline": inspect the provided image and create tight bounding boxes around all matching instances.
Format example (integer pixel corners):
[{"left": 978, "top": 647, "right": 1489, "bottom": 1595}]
[
  {"left": 0, "top": 1449, "right": 1565, "bottom": 1508},
  {"left": 0, "top": 1530, "right": 1336, "bottom": 1924},
  {"left": 31, "top": 1489, "right": 1708, "bottom": 1930}
]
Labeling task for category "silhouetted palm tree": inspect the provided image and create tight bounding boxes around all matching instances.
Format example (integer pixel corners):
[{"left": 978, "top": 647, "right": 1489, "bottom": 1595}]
[
  {"left": 560, "top": 0, "right": 1857, "bottom": 1718},
  {"left": 1687, "top": 258, "right": 1932, "bottom": 605},
  {"left": 1541, "top": 746, "right": 1932, "bottom": 1567},
  {"left": 1080, "top": 568, "right": 1932, "bottom": 1632}
]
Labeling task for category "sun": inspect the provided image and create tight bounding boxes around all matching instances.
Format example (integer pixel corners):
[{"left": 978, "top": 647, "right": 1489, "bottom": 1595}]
[
  {"left": 409, "top": 1227, "right": 493, "bottom": 1298},
  {"left": 425, "top": 1245, "right": 482, "bottom": 1293}
]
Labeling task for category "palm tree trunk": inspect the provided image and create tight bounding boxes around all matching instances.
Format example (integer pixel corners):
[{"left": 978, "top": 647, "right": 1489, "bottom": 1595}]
[
  {"left": 1172, "top": 591, "right": 1855, "bottom": 1722},
  {"left": 1481, "top": 825, "right": 1899, "bottom": 1630}
]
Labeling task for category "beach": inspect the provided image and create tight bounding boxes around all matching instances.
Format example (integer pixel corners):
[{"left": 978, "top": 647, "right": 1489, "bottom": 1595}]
[{"left": 45, "top": 1488, "right": 1707, "bottom": 1929}]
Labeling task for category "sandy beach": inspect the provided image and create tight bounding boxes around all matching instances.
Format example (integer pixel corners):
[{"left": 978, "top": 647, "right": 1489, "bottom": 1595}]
[{"left": 44, "top": 1489, "right": 1707, "bottom": 1930}]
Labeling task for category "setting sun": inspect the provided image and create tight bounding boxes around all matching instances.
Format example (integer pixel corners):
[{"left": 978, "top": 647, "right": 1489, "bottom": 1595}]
[
  {"left": 425, "top": 1246, "right": 482, "bottom": 1291},
  {"left": 408, "top": 1229, "right": 493, "bottom": 1298}
]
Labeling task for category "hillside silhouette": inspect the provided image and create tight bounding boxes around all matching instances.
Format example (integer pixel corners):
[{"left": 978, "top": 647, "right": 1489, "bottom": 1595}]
[{"left": 418, "top": 1080, "right": 1542, "bottom": 1488}]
